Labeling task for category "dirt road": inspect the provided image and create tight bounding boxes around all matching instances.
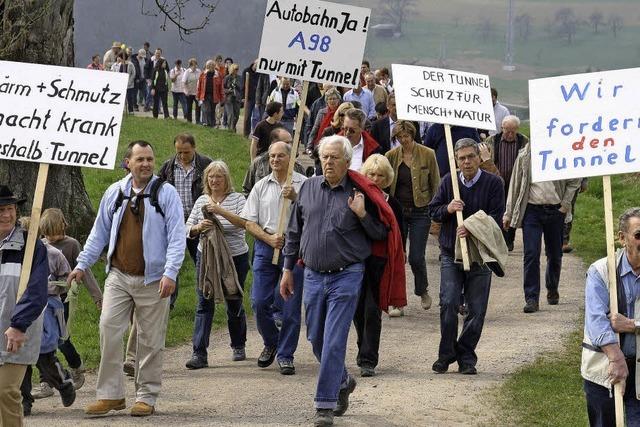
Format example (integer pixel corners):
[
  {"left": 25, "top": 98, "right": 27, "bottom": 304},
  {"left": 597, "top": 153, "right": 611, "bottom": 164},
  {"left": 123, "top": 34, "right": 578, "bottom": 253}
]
[{"left": 28, "top": 234, "right": 585, "bottom": 426}]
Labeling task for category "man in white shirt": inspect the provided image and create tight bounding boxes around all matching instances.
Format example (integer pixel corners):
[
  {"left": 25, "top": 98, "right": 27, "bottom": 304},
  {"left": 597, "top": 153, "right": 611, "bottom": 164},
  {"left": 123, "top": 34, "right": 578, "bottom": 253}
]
[{"left": 342, "top": 108, "right": 382, "bottom": 172}]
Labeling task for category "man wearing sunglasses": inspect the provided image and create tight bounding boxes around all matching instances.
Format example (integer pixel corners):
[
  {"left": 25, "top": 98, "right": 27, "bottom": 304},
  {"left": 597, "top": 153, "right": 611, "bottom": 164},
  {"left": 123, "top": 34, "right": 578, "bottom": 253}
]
[
  {"left": 582, "top": 207, "right": 640, "bottom": 426},
  {"left": 68, "top": 140, "right": 185, "bottom": 417},
  {"left": 340, "top": 108, "right": 381, "bottom": 172}
]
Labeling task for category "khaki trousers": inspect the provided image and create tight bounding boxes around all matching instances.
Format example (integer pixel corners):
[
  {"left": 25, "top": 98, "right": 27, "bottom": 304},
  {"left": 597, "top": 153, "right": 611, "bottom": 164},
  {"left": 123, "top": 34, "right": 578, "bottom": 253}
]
[
  {"left": 0, "top": 363, "right": 27, "bottom": 427},
  {"left": 97, "top": 269, "right": 170, "bottom": 406}
]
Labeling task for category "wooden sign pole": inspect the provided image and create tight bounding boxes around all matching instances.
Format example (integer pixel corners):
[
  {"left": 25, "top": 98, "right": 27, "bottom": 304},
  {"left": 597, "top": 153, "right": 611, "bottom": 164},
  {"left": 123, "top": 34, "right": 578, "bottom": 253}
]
[
  {"left": 602, "top": 175, "right": 625, "bottom": 427},
  {"left": 444, "top": 124, "right": 471, "bottom": 271},
  {"left": 243, "top": 71, "right": 251, "bottom": 137},
  {"left": 272, "top": 80, "right": 310, "bottom": 265},
  {"left": 16, "top": 163, "right": 50, "bottom": 300}
]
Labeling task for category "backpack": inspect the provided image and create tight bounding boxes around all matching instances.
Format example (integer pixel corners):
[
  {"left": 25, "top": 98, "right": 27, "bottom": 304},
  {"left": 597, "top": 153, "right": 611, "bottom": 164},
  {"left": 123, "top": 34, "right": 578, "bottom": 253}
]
[{"left": 112, "top": 179, "right": 166, "bottom": 218}]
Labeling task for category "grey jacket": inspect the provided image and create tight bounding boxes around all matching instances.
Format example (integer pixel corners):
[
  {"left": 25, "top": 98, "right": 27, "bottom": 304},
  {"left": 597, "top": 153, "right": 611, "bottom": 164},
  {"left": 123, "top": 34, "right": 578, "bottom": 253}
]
[
  {"left": 0, "top": 227, "right": 47, "bottom": 365},
  {"left": 199, "top": 207, "right": 243, "bottom": 304},
  {"left": 504, "top": 144, "right": 581, "bottom": 228}
]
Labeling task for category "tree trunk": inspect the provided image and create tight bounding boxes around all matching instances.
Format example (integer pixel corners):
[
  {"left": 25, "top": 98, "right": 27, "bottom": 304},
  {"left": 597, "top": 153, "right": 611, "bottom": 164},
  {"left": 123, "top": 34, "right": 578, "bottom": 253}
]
[{"left": 0, "top": 0, "right": 95, "bottom": 240}]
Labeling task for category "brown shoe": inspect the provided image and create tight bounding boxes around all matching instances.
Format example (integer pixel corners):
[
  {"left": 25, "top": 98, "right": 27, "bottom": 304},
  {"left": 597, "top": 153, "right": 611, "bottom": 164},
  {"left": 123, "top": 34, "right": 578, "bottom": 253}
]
[
  {"left": 130, "top": 401, "right": 155, "bottom": 417},
  {"left": 85, "top": 399, "right": 126, "bottom": 415}
]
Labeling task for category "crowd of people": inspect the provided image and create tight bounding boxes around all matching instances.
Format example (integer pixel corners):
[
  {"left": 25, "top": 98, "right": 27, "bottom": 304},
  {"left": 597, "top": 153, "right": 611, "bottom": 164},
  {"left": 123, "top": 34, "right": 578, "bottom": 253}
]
[{"left": 0, "top": 40, "right": 635, "bottom": 427}]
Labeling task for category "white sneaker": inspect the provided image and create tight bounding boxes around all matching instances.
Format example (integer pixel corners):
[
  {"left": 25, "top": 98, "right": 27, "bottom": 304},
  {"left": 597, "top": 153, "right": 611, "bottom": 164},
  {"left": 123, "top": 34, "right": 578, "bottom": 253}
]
[
  {"left": 32, "top": 382, "right": 54, "bottom": 399},
  {"left": 70, "top": 363, "right": 86, "bottom": 390},
  {"left": 388, "top": 306, "right": 404, "bottom": 317},
  {"left": 421, "top": 292, "right": 432, "bottom": 310}
]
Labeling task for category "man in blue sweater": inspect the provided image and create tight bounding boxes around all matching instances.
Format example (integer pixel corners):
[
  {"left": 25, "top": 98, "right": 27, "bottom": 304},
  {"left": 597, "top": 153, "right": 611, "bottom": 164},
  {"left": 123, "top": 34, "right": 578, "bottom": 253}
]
[{"left": 428, "top": 138, "right": 505, "bottom": 375}]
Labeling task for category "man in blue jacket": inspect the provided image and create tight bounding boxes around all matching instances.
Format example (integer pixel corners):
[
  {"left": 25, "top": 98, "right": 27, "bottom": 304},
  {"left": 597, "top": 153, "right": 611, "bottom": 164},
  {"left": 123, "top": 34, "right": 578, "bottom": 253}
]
[
  {"left": 69, "top": 140, "right": 185, "bottom": 417},
  {"left": 0, "top": 185, "right": 48, "bottom": 426}
]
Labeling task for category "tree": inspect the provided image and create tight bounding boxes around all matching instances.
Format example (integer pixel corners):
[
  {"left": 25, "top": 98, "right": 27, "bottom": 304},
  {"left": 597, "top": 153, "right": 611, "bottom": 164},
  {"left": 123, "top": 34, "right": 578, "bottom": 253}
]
[
  {"left": 588, "top": 10, "right": 604, "bottom": 34},
  {"left": 515, "top": 13, "right": 533, "bottom": 41},
  {"left": 554, "top": 7, "right": 579, "bottom": 44},
  {"left": 609, "top": 14, "right": 623, "bottom": 39},
  {"left": 378, "top": 0, "right": 416, "bottom": 34},
  {"left": 0, "top": 0, "right": 218, "bottom": 239}
]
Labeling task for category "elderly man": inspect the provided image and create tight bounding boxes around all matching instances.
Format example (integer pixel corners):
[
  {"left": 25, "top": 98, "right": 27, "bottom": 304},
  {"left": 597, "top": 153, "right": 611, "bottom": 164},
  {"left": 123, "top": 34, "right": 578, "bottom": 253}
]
[
  {"left": 243, "top": 128, "right": 305, "bottom": 196},
  {"left": 582, "top": 207, "right": 640, "bottom": 426},
  {"left": 0, "top": 186, "right": 48, "bottom": 426},
  {"left": 206, "top": 142, "right": 305, "bottom": 374},
  {"left": 483, "top": 115, "right": 529, "bottom": 251},
  {"left": 364, "top": 72, "right": 388, "bottom": 106},
  {"left": 428, "top": 138, "right": 505, "bottom": 375},
  {"left": 341, "top": 108, "right": 381, "bottom": 172},
  {"left": 69, "top": 141, "right": 185, "bottom": 417},
  {"left": 281, "top": 135, "right": 404, "bottom": 426},
  {"left": 503, "top": 143, "right": 581, "bottom": 313}
]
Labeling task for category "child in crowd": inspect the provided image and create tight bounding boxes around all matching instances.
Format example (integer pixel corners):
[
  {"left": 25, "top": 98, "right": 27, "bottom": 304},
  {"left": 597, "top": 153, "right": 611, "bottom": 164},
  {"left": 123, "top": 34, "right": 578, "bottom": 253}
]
[
  {"left": 30, "top": 208, "right": 103, "bottom": 400},
  {"left": 18, "top": 217, "right": 76, "bottom": 416}
]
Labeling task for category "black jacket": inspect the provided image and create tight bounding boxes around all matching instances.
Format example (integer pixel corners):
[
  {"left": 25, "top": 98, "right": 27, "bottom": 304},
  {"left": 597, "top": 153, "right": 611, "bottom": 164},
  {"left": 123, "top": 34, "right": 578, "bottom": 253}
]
[
  {"left": 158, "top": 152, "right": 213, "bottom": 206},
  {"left": 370, "top": 118, "right": 421, "bottom": 154}
]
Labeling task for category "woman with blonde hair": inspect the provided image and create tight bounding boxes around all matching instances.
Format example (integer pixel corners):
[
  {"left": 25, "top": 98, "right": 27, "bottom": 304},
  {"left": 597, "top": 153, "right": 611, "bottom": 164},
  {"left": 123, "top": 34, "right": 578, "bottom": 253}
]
[
  {"left": 223, "top": 63, "right": 242, "bottom": 132},
  {"left": 354, "top": 154, "right": 405, "bottom": 376},
  {"left": 386, "top": 120, "right": 440, "bottom": 312},
  {"left": 184, "top": 160, "right": 249, "bottom": 369}
]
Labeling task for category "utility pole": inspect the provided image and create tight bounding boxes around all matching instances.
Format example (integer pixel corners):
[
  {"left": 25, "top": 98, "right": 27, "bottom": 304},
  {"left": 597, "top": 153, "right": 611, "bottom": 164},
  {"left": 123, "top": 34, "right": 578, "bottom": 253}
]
[{"left": 504, "top": 0, "right": 516, "bottom": 71}]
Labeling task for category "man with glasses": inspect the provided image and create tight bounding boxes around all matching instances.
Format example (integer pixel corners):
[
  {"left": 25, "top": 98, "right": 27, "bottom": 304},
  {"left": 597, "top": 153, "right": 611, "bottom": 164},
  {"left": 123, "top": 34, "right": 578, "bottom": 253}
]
[
  {"left": 582, "top": 207, "right": 640, "bottom": 426},
  {"left": 341, "top": 108, "right": 381, "bottom": 172},
  {"left": 428, "top": 138, "right": 505, "bottom": 375},
  {"left": 503, "top": 142, "right": 581, "bottom": 313},
  {"left": 483, "top": 115, "right": 528, "bottom": 251},
  {"left": 68, "top": 141, "right": 185, "bottom": 417}
]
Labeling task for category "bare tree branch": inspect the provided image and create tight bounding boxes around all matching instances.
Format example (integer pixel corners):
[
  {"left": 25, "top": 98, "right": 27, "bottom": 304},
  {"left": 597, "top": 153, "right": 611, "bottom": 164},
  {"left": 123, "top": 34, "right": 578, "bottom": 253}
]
[{"left": 140, "top": 0, "right": 221, "bottom": 41}]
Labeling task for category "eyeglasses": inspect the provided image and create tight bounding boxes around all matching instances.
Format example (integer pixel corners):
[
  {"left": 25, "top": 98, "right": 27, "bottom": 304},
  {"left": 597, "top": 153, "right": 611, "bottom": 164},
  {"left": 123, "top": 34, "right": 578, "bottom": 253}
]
[
  {"left": 456, "top": 153, "right": 478, "bottom": 162},
  {"left": 338, "top": 113, "right": 345, "bottom": 117},
  {"left": 341, "top": 127, "right": 359, "bottom": 135}
]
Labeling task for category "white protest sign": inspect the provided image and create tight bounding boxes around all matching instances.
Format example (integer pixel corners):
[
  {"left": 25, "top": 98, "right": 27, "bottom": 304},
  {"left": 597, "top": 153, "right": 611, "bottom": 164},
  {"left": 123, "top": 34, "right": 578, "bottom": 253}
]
[
  {"left": 256, "top": 0, "right": 371, "bottom": 88},
  {"left": 0, "top": 60, "right": 129, "bottom": 169},
  {"left": 392, "top": 64, "right": 495, "bottom": 130},
  {"left": 529, "top": 68, "right": 640, "bottom": 182}
]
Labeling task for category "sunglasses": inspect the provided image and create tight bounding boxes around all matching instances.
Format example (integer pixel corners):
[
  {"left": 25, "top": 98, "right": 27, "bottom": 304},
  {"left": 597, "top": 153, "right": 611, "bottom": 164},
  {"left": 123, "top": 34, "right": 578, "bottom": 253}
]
[
  {"left": 634, "top": 231, "right": 640, "bottom": 240},
  {"left": 341, "top": 127, "right": 358, "bottom": 135}
]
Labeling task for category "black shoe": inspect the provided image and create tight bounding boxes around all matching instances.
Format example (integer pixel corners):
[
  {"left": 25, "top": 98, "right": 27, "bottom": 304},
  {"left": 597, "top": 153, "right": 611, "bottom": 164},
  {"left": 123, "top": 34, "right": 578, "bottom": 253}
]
[
  {"left": 360, "top": 366, "right": 376, "bottom": 377},
  {"left": 23, "top": 401, "right": 32, "bottom": 417},
  {"left": 507, "top": 241, "right": 514, "bottom": 252},
  {"left": 458, "top": 364, "right": 477, "bottom": 375},
  {"left": 257, "top": 346, "right": 277, "bottom": 368},
  {"left": 278, "top": 359, "right": 296, "bottom": 375},
  {"left": 523, "top": 300, "right": 539, "bottom": 313},
  {"left": 333, "top": 375, "right": 356, "bottom": 416},
  {"left": 232, "top": 347, "right": 246, "bottom": 361},
  {"left": 314, "top": 408, "right": 334, "bottom": 426},
  {"left": 123, "top": 361, "right": 135, "bottom": 377},
  {"left": 185, "top": 355, "right": 208, "bottom": 370},
  {"left": 432, "top": 359, "right": 451, "bottom": 374},
  {"left": 59, "top": 382, "right": 76, "bottom": 407},
  {"left": 547, "top": 290, "right": 560, "bottom": 305}
]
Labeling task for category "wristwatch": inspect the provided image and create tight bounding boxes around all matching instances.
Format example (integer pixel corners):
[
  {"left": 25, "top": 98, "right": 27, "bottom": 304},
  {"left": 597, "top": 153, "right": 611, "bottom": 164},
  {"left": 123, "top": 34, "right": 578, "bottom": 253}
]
[
  {"left": 282, "top": 268, "right": 292, "bottom": 273},
  {"left": 634, "top": 319, "right": 640, "bottom": 334}
]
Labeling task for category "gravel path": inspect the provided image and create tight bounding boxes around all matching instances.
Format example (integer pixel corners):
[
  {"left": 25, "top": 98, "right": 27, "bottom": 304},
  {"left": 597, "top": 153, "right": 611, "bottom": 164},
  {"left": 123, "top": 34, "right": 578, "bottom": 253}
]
[{"left": 28, "top": 232, "right": 585, "bottom": 426}]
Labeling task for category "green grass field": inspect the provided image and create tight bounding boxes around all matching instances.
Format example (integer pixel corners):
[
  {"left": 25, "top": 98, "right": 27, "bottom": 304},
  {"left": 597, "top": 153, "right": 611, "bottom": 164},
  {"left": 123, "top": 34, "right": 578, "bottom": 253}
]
[{"left": 68, "top": 116, "right": 252, "bottom": 368}]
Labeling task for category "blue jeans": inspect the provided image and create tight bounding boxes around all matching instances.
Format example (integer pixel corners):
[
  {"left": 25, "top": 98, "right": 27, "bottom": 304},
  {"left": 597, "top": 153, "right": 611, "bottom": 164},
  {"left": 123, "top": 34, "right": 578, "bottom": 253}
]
[
  {"left": 191, "top": 251, "right": 249, "bottom": 359},
  {"left": 304, "top": 263, "right": 364, "bottom": 409},
  {"left": 251, "top": 240, "right": 303, "bottom": 362},
  {"left": 402, "top": 206, "right": 430, "bottom": 296},
  {"left": 172, "top": 92, "right": 188, "bottom": 119},
  {"left": 522, "top": 204, "right": 565, "bottom": 303},
  {"left": 584, "top": 363, "right": 640, "bottom": 427},
  {"left": 438, "top": 255, "right": 492, "bottom": 367},
  {"left": 251, "top": 104, "right": 265, "bottom": 132}
]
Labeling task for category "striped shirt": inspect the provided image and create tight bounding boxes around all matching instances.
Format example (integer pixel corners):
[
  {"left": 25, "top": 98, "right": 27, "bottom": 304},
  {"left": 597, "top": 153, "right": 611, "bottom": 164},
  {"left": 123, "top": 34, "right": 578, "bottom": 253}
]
[
  {"left": 186, "top": 193, "right": 249, "bottom": 256},
  {"left": 174, "top": 160, "right": 195, "bottom": 220},
  {"left": 497, "top": 140, "right": 519, "bottom": 191}
]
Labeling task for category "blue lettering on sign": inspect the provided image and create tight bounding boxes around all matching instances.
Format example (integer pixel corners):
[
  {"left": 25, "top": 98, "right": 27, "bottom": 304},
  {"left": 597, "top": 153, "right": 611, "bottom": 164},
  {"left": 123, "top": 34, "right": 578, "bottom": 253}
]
[
  {"left": 538, "top": 145, "right": 637, "bottom": 172},
  {"left": 560, "top": 80, "right": 624, "bottom": 102},
  {"left": 288, "top": 31, "right": 332, "bottom": 52}
]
